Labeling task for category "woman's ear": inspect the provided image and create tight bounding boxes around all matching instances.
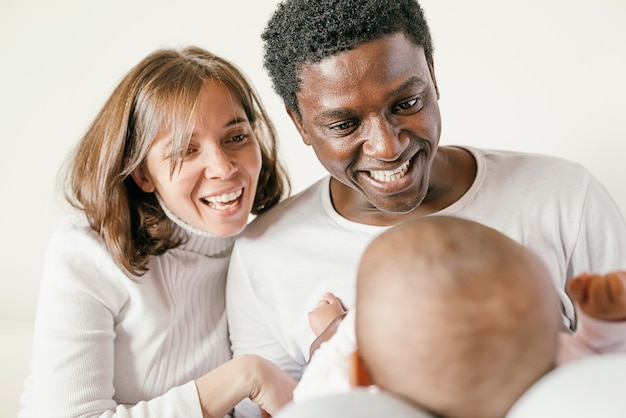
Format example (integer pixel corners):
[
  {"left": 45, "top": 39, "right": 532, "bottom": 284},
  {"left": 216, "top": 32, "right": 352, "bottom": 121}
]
[
  {"left": 348, "top": 351, "right": 374, "bottom": 387},
  {"left": 130, "top": 165, "right": 156, "bottom": 193}
]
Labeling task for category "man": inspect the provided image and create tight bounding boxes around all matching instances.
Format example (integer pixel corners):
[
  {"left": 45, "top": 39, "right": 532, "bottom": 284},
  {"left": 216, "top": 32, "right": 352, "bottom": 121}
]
[{"left": 226, "top": 0, "right": 626, "bottom": 416}]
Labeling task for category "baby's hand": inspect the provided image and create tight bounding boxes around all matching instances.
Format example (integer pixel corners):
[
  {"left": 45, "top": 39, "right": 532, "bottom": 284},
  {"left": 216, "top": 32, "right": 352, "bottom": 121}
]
[
  {"left": 567, "top": 271, "right": 626, "bottom": 321},
  {"left": 308, "top": 292, "right": 346, "bottom": 336}
]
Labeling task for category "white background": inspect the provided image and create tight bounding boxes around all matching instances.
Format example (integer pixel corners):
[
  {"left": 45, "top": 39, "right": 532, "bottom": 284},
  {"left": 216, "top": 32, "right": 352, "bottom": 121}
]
[{"left": 1, "top": 0, "right": 625, "bottom": 415}]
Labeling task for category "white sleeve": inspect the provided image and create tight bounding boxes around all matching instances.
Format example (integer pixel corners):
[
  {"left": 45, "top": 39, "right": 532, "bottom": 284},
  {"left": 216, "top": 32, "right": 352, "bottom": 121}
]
[
  {"left": 227, "top": 245, "right": 300, "bottom": 418},
  {"left": 30, "top": 228, "right": 204, "bottom": 418},
  {"left": 570, "top": 174, "right": 626, "bottom": 275},
  {"left": 293, "top": 310, "right": 357, "bottom": 403},
  {"left": 557, "top": 311, "right": 626, "bottom": 365},
  {"left": 96, "top": 384, "right": 202, "bottom": 418},
  {"left": 557, "top": 174, "right": 626, "bottom": 327}
]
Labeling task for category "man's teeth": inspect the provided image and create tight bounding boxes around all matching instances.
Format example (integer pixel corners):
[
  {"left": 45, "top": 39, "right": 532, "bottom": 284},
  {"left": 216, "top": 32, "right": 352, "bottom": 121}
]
[
  {"left": 203, "top": 189, "right": 243, "bottom": 210},
  {"left": 369, "top": 160, "right": 410, "bottom": 182}
]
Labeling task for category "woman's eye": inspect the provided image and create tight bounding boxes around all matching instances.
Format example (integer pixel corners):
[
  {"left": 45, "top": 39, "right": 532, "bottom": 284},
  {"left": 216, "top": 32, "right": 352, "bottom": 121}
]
[
  {"left": 184, "top": 147, "right": 198, "bottom": 156},
  {"left": 393, "top": 97, "right": 419, "bottom": 112},
  {"left": 230, "top": 134, "right": 247, "bottom": 142}
]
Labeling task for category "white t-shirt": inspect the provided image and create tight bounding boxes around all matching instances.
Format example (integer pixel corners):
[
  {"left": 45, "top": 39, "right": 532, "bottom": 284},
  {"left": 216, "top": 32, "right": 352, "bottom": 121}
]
[{"left": 226, "top": 146, "right": 626, "bottom": 417}]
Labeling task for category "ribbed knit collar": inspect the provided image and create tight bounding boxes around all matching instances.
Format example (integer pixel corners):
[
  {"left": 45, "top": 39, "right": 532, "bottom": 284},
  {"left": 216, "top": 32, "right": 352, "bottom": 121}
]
[{"left": 157, "top": 195, "right": 237, "bottom": 259}]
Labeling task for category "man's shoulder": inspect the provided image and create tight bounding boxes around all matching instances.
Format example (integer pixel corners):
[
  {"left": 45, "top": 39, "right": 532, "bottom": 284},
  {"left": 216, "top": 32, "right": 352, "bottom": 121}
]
[
  {"left": 469, "top": 146, "right": 590, "bottom": 182},
  {"left": 477, "top": 147, "right": 587, "bottom": 170},
  {"left": 240, "top": 176, "right": 329, "bottom": 238}
]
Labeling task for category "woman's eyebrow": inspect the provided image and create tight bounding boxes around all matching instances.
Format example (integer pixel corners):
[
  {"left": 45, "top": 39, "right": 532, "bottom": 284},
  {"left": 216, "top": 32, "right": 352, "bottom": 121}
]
[{"left": 225, "top": 116, "right": 249, "bottom": 127}]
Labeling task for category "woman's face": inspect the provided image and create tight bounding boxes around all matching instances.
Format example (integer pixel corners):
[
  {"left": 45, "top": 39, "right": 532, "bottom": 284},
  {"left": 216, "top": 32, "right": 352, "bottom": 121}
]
[{"left": 133, "top": 78, "right": 262, "bottom": 237}]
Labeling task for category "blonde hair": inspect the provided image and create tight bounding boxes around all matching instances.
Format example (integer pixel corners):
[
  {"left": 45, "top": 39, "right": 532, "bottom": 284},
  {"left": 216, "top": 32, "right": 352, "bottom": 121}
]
[{"left": 60, "top": 46, "right": 289, "bottom": 277}]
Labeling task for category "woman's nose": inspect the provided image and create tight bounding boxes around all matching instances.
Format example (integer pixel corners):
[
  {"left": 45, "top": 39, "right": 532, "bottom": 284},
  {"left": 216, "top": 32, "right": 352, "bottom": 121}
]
[{"left": 203, "top": 147, "right": 237, "bottom": 179}]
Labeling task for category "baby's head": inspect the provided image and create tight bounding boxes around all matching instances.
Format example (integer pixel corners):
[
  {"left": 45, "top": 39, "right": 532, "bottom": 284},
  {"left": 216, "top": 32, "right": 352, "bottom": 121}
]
[{"left": 354, "top": 216, "right": 562, "bottom": 418}]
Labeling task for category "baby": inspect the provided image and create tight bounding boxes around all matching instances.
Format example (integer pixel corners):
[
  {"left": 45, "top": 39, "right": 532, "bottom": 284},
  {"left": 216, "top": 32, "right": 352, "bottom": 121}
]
[{"left": 303, "top": 216, "right": 626, "bottom": 418}]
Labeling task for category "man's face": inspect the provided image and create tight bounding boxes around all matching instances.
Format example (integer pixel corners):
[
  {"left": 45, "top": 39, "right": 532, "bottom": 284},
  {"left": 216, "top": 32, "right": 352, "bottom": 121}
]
[{"left": 290, "top": 33, "right": 441, "bottom": 219}]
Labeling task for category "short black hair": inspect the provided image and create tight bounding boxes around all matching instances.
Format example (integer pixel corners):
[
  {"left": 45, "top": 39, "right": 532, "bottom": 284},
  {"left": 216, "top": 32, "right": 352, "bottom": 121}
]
[{"left": 262, "top": 0, "right": 435, "bottom": 116}]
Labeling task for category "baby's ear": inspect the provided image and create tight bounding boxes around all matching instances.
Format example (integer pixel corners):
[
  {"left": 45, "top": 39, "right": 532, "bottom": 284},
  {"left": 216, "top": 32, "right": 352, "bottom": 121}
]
[
  {"left": 348, "top": 351, "right": 373, "bottom": 387},
  {"left": 130, "top": 165, "right": 156, "bottom": 193}
]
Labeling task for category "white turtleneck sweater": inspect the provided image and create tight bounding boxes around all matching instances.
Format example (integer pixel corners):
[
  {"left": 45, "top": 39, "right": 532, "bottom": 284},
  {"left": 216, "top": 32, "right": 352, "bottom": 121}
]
[{"left": 18, "top": 206, "right": 236, "bottom": 418}]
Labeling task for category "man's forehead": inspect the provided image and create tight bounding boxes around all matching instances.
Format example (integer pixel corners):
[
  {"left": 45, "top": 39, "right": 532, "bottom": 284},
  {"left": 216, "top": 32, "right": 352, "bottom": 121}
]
[
  {"left": 296, "top": 34, "right": 429, "bottom": 93},
  {"left": 295, "top": 47, "right": 431, "bottom": 120}
]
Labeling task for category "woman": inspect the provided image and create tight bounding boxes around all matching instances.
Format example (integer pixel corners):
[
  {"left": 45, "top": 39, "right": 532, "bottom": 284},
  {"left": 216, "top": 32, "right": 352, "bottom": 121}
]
[{"left": 18, "top": 46, "right": 293, "bottom": 418}]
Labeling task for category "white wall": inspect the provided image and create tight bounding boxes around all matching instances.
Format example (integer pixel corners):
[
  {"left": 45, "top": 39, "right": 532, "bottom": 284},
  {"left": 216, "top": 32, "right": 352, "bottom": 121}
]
[{"left": 1, "top": 0, "right": 625, "bottom": 414}]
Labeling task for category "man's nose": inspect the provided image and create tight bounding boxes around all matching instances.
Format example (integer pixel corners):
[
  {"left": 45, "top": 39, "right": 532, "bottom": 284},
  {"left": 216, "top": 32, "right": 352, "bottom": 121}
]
[{"left": 362, "top": 117, "right": 407, "bottom": 161}]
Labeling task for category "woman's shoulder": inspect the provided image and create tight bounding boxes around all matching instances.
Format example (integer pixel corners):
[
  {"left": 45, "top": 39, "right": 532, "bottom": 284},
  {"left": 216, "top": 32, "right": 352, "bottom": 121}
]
[
  {"left": 44, "top": 212, "right": 130, "bottom": 300},
  {"left": 50, "top": 212, "right": 103, "bottom": 249}
]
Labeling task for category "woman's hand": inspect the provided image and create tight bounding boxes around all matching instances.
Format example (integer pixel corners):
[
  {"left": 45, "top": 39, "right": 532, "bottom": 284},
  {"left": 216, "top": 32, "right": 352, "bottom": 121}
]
[
  {"left": 247, "top": 355, "right": 297, "bottom": 416},
  {"left": 195, "top": 354, "right": 295, "bottom": 418}
]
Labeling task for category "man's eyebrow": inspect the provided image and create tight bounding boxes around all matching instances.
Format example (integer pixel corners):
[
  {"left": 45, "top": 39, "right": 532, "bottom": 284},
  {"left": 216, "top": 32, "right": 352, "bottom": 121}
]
[
  {"left": 386, "top": 76, "right": 425, "bottom": 99},
  {"left": 314, "top": 76, "right": 427, "bottom": 123},
  {"left": 315, "top": 108, "right": 353, "bottom": 122}
]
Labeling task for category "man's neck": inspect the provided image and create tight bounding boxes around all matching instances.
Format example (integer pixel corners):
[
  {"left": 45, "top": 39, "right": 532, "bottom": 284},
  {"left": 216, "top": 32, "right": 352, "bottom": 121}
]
[{"left": 329, "top": 146, "right": 477, "bottom": 226}]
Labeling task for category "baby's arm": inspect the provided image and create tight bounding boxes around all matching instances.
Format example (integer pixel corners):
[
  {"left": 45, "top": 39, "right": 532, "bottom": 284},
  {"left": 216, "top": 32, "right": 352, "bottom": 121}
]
[
  {"left": 308, "top": 292, "right": 347, "bottom": 336},
  {"left": 307, "top": 293, "right": 347, "bottom": 359},
  {"left": 295, "top": 310, "right": 358, "bottom": 403},
  {"left": 567, "top": 271, "right": 626, "bottom": 321}
]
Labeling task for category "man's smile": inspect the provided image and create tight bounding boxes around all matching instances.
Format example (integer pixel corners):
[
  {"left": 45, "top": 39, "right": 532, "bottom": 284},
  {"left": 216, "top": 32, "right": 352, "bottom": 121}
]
[{"left": 368, "top": 159, "right": 411, "bottom": 182}]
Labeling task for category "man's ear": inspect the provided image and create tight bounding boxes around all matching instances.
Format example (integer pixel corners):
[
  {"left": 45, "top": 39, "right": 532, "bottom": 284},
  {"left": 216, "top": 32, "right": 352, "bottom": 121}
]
[
  {"left": 348, "top": 351, "right": 374, "bottom": 387},
  {"left": 130, "top": 165, "right": 156, "bottom": 193},
  {"left": 286, "top": 105, "right": 312, "bottom": 146}
]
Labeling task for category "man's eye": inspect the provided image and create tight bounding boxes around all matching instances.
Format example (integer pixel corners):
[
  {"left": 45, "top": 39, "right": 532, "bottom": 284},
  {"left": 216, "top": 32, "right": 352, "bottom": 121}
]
[
  {"left": 393, "top": 97, "right": 419, "bottom": 112},
  {"left": 329, "top": 120, "right": 358, "bottom": 133}
]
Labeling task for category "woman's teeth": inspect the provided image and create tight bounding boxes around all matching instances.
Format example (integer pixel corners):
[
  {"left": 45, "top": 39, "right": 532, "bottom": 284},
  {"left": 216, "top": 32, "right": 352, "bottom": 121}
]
[
  {"left": 369, "top": 159, "right": 410, "bottom": 182},
  {"left": 203, "top": 189, "right": 243, "bottom": 210}
]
